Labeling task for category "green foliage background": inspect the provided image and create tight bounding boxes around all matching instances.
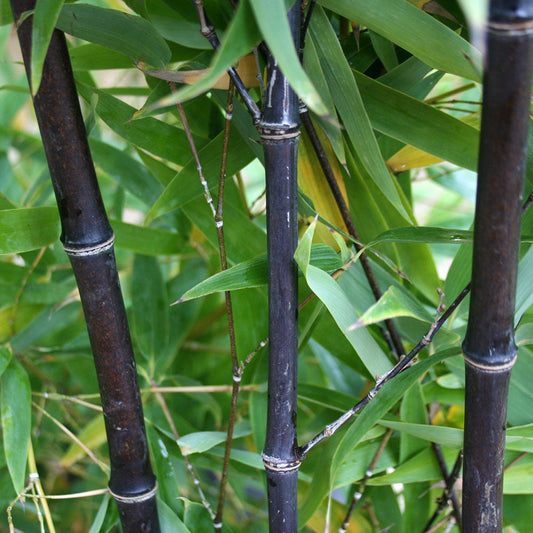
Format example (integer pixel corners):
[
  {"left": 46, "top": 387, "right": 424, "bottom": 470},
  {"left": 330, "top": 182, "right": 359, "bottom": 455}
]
[{"left": 0, "top": 0, "right": 532, "bottom": 531}]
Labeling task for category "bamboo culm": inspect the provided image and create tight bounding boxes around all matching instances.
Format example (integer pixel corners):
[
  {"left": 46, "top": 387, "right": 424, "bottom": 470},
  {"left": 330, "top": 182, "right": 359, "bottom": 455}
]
[
  {"left": 11, "top": 3, "right": 159, "bottom": 531},
  {"left": 462, "top": 1, "right": 533, "bottom": 531},
  {"left": 260, "top": 4, "right": 301, "bottom": 532}
]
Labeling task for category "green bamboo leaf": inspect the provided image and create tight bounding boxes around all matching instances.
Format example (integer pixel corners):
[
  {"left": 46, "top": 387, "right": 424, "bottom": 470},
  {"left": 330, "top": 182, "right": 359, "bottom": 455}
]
[
  {"left": 57, "top": 4, "right": 170, "bottom": 68},
  {"left": 344, "top": 149, "right": 441, "bottom": 303},
  {"left": 354, "top": 71, "right": 480, "bottom": 171},
  {"left": 295, "top": 220, "right": 392, "bottom": 377},
  {"left": 158, "top": 498, "right": 191, "bottom": 533},
  {"left": 70, "top": 43, "right": 134, "bottom": 71},
  {"left": 183, "top": 499, "right": 215, "bottom": 532},
  {"left": 178, "top": 423, "right": 251, "bottom": 455},
  {"left": 132, "top": 255, "right": 169, "bottom": 364},
  {"left": 179, "top": 244, "right": 341, "bottom": 302},
  {"left": 351, "top": 285, "right": 434, "bottom": 329},
  {"left": 0, "top": 344, "right": 13, "bottom": 378},
  {"left": 0, "top": 207, "right": 59, "bottom": 254},
  {"left": 147, "top": 128, "right": 254, "bottom": 221},
  {"left": 367, "top": 446, "right": 458, "bottom": 486},
  {"left": 77, "top": 84, "right": 205, "bottom": 167},
  {"left": 1, "top": 359, "right": 31, "bottom": 493},
  {"left": 369, "top": 226, "right": 475, "bottom": 246},
  {"left": 90, "top": 139, "right": 163, "bottom": 206},
  {"left": 319, "top": 0, "right": 481, "bottom": 81},
  {"left": 88, "top": 493, "right": 111, "bottom": 533},
  {"left": 310, "top": 8, "right": 409, "bottom": 221},
  {"left": 516, "top": 246, "right": 533, "bottom": 323},
  {"left": 31, "top": 0, "right": 65, "bottom": 94},
  {"left": 504, "top": 458, "right": 533, "bottom": 494},
  {"left": 248, "top": 0, "right": 327, "bottom": 116},
  {"left": 141, "top": 0, "right": 260, "bottom": 113},
  {"left": 331, "top": 350, "right": 460, "bottom": 476},
  {"left": 61, "top": 415, "right": 106, "bottom": 468},
  {"left": 112, "top": 220, "right": 187, "bottom": 256},
  {"left": 379, "top": 420, "right": 463, "bottom": 449}
]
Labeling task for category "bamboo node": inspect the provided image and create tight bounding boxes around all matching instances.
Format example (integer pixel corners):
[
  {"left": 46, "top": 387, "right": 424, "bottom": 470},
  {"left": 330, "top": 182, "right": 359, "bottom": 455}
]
[
  {"left": 109, "top": 483, "right": 157, "bottom": 504},
  {"left": 63, "top": 235, "right": 115, "bottom": 256},
  {"left": 261, "top": 453, "right": 301, "bottom": 472},
  {"left": 462, "top": 352, "right": 517, "bottom": 372},
  {"left": 488, "top": 19, "right": 533, "bottom": 34},
  {"left": 258, "top": 123, "right": 300, "bottom": 140}
]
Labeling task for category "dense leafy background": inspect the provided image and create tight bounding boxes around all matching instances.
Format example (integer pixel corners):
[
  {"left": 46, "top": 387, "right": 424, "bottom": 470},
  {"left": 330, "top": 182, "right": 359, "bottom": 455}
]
[{"left": 0, "top": 0, "right": 532, "bottom": 531}]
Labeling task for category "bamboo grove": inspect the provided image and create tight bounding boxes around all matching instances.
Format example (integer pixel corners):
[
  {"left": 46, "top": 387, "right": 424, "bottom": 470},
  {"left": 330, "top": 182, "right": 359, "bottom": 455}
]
[{"left": 0, "top": 0, "right": 533, "bottom": 532}]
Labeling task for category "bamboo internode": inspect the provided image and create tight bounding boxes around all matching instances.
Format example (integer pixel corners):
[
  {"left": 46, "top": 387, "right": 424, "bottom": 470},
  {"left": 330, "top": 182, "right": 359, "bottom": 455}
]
[
  {"left": 11, "top": 2, "right": 159, "bottom": 530},
  {"left": 462, "top": 1, "right": 533, "bottom": 531},
  {"left": 260, "top": 5, "right": 301, "bottom": 532}
]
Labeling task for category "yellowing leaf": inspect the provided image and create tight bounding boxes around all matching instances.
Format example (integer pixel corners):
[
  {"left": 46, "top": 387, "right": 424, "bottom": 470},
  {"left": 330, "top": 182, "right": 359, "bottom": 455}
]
[{"left": 298, "top": 124, "right": 348, "bottom": 247}]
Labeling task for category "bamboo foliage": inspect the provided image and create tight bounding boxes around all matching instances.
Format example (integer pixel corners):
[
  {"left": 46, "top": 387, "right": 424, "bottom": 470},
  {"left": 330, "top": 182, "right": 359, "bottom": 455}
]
[{"left": 2, "top": 0, "right": 533, "bottom": 532}]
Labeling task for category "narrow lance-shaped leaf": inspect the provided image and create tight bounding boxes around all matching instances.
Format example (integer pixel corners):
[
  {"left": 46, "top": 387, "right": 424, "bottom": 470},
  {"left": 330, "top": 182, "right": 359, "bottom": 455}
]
[
  {"left": 1, "top": 358, "right": 31, "bottom": 494},
  {"left": 31, "top": 0, "right": 65, "bottom": 93},
  {"left": 56, "top": 4, "right": 170, "bottom": 68},
  {"left": 249, "top": 0, "right": 327, "bottom": 116},
  {"left": 310, "top": 7, "right": 409, "bottom": 221},
  {"left": 319, "top": 0, "right": 481, "bottom": 80},
  {"left": 295, "top": 218, "right": 392, "bottom": 377},
  {"left": 140, "top": 0, "right": 260, "bottom": 114}
]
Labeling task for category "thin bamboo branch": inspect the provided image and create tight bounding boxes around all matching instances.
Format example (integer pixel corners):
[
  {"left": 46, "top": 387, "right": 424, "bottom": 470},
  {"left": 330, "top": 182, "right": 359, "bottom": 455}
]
[
  {"left": 298, "top": 284, "right": 470, "bottom": 458},
  {"left": 339, "top": 428, "right": 393, "bottom": 533},
  {"left": 461, "top": 2, "right": 533, "bottom": 530},
  {"left": 11, "top": 4, "right": 159, "bottom": 530},
  {"left": 299, "top": 109, "right": 403, "bottom": 359},
  {"left": 172, "top": 80, "right": 242, "bottom": 530},
  {"left": 424, "top": 450, "right": 463, "bottom": 532},
  {"left": 151, "top": 380, "right": 216, "bottom": 520},
  {"left": 213, "top": 83, "right": 240, "bottom": 531},
  {"left": 192, "top": 0, "right": 261, "bottom": 123}
]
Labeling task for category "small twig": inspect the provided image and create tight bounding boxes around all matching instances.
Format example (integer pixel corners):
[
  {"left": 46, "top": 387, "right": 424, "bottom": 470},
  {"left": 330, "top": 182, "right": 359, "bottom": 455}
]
[
  {"left": 27, "top": 439, "right": 56, "bottom": 533},
  {"left": 10, "top": 246, "right": 46, "bottom": 335},
  {"left": 423, "top": 450, "right": 463, "bottom": 532},
  {"left": 151, "top": 380, "right": 216, "bottom": 520},
  {"left": 300, "top": 110, "right": 404, "bottom": 360},
  {"left": 193, "top": 0, "right": 261, "bottom": 123},
  {"left": 339, "top": 428, "right": 393, "bottom": 532},
  {"left": 297, "top": 285, "right": 470, "bottom": 458},
  {"left": 33, "top": 391, "right": 103, "bottom": 411},
  {"left": 213, "top": 82, "right": 240, "bottom": 531},
  {"left": 32, "top": 403, "right": 109, "bottom": 475}
]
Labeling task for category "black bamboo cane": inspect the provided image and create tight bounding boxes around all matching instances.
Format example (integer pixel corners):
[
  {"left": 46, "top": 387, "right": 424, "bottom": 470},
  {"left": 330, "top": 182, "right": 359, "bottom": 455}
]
[
  {"left": 260, "top": 4, "right": 301, "bottom": 532},
  {"left": 462, "top": 1, "right": 533, "bottom": 531},
  {"left": 11, "top": 3, "right": 159, "bottom": 531}
]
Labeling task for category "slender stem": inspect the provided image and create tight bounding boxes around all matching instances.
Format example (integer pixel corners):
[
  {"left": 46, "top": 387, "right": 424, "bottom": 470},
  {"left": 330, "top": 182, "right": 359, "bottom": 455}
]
[
  {"left": 10, "top": 246, "right": 46, "bottom": 336},
  {"left": 151, "top": 380, "right": 216, "bottom": 520},
  {"left": 298, "top": 283, "right": 470, "bottom": 458},
  {"left": 299, "top": 110, "right": 404, "bottom": 359},
  {"left": 462, "top": 4, "right": 533, "bottom": 531},
  {"left": 339, "top": 428, "right": 393, "bottom": 532},
  {"left": 192, "top": 0, "right": 261, "bottom": 123},
  {"left": 423, "top": 450, "right": 463, "bottom": 532},
  {"left": 11, "top": 4, "right": 159, "bottom": 530},
  {"left": 213, "top": 83, "right": 240, "bottom": 531},
  {"left": 27, "top": 439, "right": 56, "bottom": 533}
]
